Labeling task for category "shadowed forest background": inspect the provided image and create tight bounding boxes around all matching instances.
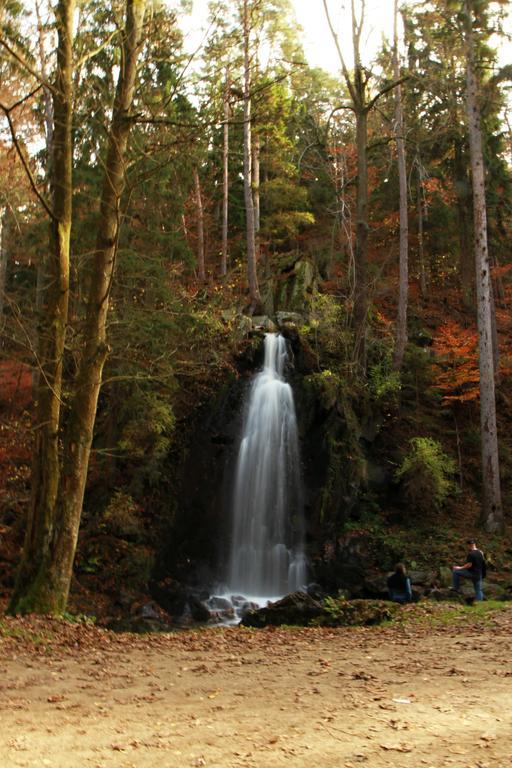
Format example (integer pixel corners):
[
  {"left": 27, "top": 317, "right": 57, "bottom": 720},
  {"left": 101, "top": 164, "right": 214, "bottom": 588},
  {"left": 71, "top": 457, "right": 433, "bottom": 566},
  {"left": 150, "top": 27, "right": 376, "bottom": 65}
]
[{"left": 0, "top": 0, "right": 512, "bottom": 625}]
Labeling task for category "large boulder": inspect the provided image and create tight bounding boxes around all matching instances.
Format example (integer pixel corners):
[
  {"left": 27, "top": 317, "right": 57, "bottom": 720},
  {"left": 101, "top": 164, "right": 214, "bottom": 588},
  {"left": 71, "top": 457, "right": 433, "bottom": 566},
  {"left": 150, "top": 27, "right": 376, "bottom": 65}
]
[
  {"left": 241, "top": 592, "right": 398, "bottom": 628},
  {"left": 241, "top": 591, "right": 324, "bottom": 627}
]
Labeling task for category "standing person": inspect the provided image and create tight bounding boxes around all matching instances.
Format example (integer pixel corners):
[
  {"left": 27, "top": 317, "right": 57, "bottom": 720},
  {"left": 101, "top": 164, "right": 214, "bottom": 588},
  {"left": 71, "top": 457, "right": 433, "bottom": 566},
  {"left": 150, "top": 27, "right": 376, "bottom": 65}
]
[
  {"left": 452, "top": 539, "right": 486, "bottom": 601},
  {"left": 387, "top": 563, "right": 412, "bottom": 604}
]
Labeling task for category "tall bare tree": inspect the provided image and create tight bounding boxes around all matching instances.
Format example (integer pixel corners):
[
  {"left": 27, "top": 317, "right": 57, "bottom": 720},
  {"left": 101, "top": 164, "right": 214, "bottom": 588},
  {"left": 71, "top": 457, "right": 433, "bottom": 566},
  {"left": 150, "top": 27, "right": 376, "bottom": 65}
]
[
  {"left": 194, "top": 167, "right": 206, "bottom": 281},
  {"left": 0, "top": 206, "right": 7, "bottom": 316},
  {"left": 220, "top": 69, "right": 230, "bottom": 278},
  {"left": 241, "top": 0, "right": 261, "bottom": 313},
  {"left": 323, "top": 0, "right": 405, "bottom": 371},
  {"left": 392, "top": 0, "right": 409, "bottom": 372},
  {"left": 463, "top": 0, "right": 503, "bottom": 532}
]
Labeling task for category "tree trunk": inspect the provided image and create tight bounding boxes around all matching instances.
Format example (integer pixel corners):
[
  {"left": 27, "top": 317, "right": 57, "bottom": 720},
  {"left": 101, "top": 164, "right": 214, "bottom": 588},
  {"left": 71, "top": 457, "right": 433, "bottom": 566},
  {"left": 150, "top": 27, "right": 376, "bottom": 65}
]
[
  {"left": 353, "top": 105, "right": 368, "bottom": 368},
  {"left": 34, "top": 0, "right": 56, "bottom": 393},
  {"left": 9, "top": 0, "right": 147, "bottom": 614},
  {"left": 220, "top": 71, "right": 229, "bottom": 278},
  {"left": 52, "top": 0, "right": 147, "bottom": 610},
  {"left": 464, "top": 0, "right": 503, "bottom": 532},
  {"left": 324, "top": 0, "right": 403, "bottom": 373},
  {"left": 252, "top": 131, "right": 260, "bottom": 251},
  {"left": 9, "top": 0, "right": 74, "bottom": 614},
  {"left": 194, "top": 168, "right": 206, "bottom": 281},
  {"left": 416, "top": 166, "right": 427, "bottom": 298},
  {"left": 35, "top": 0, "right": 54, "bottom": 152},
  {"left": 0, "top": 207, "right": 6, "bottom": 317},
  {"left": 242, "top": 0, "right": 261, "bottom": 313},
  {"left": 392, "top": 0, "right": 408, "bottom": 372},
  {"left": 454, "top": 140, "right": 474, "bottom": 308}
]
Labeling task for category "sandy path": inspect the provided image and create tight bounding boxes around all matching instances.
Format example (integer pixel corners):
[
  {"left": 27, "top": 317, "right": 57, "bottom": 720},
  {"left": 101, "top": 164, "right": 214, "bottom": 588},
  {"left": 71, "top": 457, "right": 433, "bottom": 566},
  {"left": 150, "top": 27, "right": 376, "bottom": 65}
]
[{"left": 1, "top": 611, "right": 511, "bottom": 768}]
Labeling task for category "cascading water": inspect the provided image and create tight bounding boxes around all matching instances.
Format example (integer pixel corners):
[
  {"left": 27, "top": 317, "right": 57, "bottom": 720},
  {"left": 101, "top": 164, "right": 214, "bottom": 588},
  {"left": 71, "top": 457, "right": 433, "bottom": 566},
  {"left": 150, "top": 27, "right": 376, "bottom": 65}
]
[{"left": 226, "top": 333, "right": 307, "bottom": 602}]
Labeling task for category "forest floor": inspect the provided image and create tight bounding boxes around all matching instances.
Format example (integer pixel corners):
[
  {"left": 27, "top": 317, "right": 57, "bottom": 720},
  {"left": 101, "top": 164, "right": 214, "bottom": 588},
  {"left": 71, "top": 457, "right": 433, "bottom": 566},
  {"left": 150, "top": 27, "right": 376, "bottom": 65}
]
[{"left": 1, "top": 605, "right": 511, "bottom": 768}]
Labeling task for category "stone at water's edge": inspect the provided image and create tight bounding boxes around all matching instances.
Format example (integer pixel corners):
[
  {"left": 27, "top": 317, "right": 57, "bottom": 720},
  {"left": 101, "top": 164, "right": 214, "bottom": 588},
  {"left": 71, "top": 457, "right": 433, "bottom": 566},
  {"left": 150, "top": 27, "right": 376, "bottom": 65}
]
[
  {"left": 275, "top": 311, "right": 305, "bottom": 327},
  {"left": 241, "top": 591, "right": 325, "bottom": 627},
  {"left": 251, "top": 315, "right": 277, "bottom": 332}
]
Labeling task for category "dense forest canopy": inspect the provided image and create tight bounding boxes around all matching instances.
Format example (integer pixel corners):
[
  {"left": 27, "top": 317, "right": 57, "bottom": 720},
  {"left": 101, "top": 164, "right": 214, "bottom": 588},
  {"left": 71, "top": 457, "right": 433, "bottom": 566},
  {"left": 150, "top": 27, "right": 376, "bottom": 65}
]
[{"left": 0, "top": 0, "right": 511, "bottom": 618}]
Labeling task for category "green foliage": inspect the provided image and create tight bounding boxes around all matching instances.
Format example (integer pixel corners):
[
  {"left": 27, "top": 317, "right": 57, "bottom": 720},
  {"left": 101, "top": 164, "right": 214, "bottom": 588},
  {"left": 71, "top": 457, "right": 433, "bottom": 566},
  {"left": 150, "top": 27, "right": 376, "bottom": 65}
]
[
  {"left": 395, "top": 437, "right": 456, "bottom": 512},
  {"left": 401, "top": 344, "right": 435, "bottom": 393},
  {"left": 103, "top": 490, "right": 143, "bottom": 539},
  {"left": 367, "top": 353, "right": 401, "bottom": 400},
  {"left": 119, "top": 392, "right": 175, "bottom": 458},
  {"left": 118, "top": 391, "right": 175, "bottom": 485},
  {"left": 260, "top": 179, "right": 315, "bottom": 243},
  {"left": 301, "top": 293, "right": 349, "bottom": 365},
  {"left": 303, "top": 369, "right": 343, "bottom": 411},
  {"left": 60, "top": 613, "right": 96, "bottom": 625}
]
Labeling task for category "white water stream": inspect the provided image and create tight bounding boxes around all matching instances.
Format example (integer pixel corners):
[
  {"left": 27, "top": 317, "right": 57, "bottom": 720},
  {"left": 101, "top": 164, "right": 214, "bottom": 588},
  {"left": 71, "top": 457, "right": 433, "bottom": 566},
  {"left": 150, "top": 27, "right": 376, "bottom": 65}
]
[{"left": 225, "top": 333, "right": 307, "bottom": 605}]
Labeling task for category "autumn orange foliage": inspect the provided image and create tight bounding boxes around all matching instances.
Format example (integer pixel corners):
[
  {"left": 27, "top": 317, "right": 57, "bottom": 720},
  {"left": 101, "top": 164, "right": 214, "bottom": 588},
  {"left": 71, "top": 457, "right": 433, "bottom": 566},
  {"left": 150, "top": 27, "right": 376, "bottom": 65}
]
[{"left": 432, "top": 320, "right": 480, "bottom": 403}]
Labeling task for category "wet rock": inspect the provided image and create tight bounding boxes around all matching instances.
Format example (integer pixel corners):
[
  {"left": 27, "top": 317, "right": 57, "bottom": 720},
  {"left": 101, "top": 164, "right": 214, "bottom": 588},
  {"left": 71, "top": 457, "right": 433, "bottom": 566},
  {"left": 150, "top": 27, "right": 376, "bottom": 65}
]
[
  {"left": 306, "top": 582, "right": 324, "bottom": 600},
  {"left": 229, "top": 595, "right": 259, "bottom": 618},
  {"left": 230, "top": 594, "right": 248, "bottom": 605},
  {"left": 207, "top": 596, "right": 233, "bottom": 612},
  {"left": 206, "top": 596, "right": 236, "bottom": 622},
  {"left": 188, "top": 595, "right": 212, "bottom": 622},
  {"left": 239, "top": 601, "right": 259, "bottom": 618}
]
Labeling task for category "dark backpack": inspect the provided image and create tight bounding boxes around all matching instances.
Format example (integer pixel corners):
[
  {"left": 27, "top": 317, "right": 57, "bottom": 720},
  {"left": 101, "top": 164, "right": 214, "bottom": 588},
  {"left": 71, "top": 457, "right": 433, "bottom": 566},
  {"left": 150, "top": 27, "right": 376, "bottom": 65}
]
[{"left": 478, "top": 549, "right": 487, "bottom": 578}]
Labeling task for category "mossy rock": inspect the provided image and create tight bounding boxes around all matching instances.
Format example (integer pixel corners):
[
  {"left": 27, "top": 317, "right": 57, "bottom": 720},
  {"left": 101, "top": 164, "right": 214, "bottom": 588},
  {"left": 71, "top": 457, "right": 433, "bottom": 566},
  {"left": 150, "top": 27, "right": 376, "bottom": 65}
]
[
  {"left": 270, "top": 256, "right": 318, "bottom": 314},
  {"left": 241, "top": 593, "right": 398, "bottom": 628},
  {"left": 299, "top": 371, "right": 366, "bottom": 527},
  {"left": 314, "top": 598, "right": 399, "bottom": 627}
]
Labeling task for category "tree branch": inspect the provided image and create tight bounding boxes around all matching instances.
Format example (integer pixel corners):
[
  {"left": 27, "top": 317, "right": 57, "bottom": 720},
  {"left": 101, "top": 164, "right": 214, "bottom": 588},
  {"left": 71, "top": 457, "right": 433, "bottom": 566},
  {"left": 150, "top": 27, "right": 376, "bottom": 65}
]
[
  {"left": 75, "top": 29, "right": 119, "bottom": 68},
  {"left": 0, "top": 38, "right": 57, "bottom": 94},
  {"left": 365, "top": 75, "right": 409, "bottom": 113},
  {"left": 322, "top": 0, "right": 359, "bottom": 107},
  {"left": 0, "top": 88, "right": 55, "bottom": 220}
]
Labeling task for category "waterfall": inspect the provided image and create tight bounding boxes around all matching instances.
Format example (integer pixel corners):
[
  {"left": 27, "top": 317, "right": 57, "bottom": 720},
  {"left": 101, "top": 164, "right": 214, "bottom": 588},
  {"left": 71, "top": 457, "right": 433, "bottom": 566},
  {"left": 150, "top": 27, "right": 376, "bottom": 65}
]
[{"left": 227, "top": 333, "right": 307, "bottom": 599}]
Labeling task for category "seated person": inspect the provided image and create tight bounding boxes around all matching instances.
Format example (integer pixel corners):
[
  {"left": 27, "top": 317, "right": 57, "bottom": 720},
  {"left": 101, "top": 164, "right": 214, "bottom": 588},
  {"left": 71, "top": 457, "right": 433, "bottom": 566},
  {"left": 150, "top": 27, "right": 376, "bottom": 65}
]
[{"left": 387, "top": 563, "right": 412, "bottom": 604}]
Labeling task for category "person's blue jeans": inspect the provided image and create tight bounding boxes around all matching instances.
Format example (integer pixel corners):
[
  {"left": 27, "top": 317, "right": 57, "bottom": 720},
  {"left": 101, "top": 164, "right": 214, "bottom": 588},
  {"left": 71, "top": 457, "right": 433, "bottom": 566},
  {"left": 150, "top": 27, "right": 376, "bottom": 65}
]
[
  {"left": 452, "top": 569, "right": 484, "bottom": 601},
  {"left": 389, "top": 578, "right": 412, "bottom": 604}
]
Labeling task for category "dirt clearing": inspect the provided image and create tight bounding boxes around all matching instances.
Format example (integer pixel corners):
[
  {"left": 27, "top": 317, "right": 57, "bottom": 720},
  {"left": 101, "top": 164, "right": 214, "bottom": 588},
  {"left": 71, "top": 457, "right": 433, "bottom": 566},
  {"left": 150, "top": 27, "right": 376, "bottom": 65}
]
[{"left": 1, "top": 607, "right": 511, "bottom": 768}]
